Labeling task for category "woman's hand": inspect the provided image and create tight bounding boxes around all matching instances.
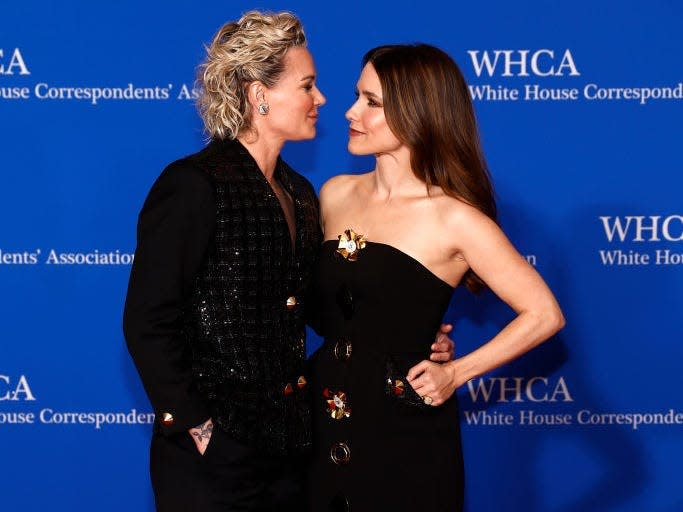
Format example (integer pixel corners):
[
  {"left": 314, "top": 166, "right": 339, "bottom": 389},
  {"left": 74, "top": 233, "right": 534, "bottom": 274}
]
[
  {"left": 406, "top": 360, "right": 461, "bottom": 407},
  {"left": 429, "top": 323, "right": 455, "bottom": 362}
]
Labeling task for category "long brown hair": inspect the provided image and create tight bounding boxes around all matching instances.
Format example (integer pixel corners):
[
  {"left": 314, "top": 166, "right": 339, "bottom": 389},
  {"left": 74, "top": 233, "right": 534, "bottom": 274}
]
[{"left": 363, "top": 44, "right": 497, "bottom": 293}]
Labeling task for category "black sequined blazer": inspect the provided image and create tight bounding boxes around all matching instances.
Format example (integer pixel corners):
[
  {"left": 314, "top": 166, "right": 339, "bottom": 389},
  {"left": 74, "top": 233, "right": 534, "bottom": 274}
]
[{"left": 123, "top": 138, "right": 322, "bottom": 454}]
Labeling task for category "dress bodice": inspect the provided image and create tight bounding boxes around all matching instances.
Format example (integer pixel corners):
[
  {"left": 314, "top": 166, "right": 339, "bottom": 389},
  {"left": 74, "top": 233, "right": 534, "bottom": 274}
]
[{"left": 312, "top": 239, "right": 454, "bottom": 355}]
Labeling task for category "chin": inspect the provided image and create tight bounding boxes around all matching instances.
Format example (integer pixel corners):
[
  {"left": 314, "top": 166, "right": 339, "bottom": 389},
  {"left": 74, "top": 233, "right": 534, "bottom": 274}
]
[
  {"left": 347, "top": 142, "right": 368, "bottom": 155},
  {"left": 290, "top": 130, "right": 316, "bottom": 142}
]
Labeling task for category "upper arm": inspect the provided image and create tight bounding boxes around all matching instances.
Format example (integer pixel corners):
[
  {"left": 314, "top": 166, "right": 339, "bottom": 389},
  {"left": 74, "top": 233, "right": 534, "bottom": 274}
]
[
  {"left": 124, "top": 162, "right": 215, "bottom": 337},
  {"left": 452, "top": 207, "right": 559, "bottom": 316}
]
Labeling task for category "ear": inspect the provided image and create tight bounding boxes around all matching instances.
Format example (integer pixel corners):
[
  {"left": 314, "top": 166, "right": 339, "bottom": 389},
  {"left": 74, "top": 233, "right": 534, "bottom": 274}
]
[{"left": 246, "top": 81, "right": 267, "bottom": 110}]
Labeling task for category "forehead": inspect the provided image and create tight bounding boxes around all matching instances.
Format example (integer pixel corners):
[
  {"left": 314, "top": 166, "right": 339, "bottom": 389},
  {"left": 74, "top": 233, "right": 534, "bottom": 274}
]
[
  {"left": 357, "top": 63, "right": 381, "bottom": 92},
  {"left": 282, "top": 46, "right": 315, "bottom": 77}
]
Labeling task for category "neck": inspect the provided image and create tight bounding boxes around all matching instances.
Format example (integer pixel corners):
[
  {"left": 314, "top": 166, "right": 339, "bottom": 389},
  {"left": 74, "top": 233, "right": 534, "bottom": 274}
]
[
  {"left": 237, "top": 133, "right": 284, "bottom": 183},
  {"left": 372, "top": 147, "right": 424, "bottom": 200}
]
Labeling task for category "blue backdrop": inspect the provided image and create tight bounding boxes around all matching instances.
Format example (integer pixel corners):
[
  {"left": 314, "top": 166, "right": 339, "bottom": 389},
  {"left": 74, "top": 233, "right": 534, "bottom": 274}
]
[{"left": 1, "top": 1, "right": 682, "bottom": 510}]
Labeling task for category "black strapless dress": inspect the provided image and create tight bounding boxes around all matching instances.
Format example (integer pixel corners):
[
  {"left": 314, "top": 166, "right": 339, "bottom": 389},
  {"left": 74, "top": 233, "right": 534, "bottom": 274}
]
[{"left": 308, "top": 237, "right": 464, "bottom": 511}]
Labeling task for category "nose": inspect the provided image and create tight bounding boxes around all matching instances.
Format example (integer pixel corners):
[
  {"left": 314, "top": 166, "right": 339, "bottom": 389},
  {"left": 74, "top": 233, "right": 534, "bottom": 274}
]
[
  {"left": 314, "top": 86, "right": 326, "bottom": 106},
  {"left": 345, "top": 101, "right": 359, "bottom": 122}
]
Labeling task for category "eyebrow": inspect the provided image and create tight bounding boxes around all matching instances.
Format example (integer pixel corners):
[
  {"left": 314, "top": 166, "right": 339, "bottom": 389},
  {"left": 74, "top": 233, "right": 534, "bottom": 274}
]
[
  {"left": 361, "top": 89, "right": 381, "bottom": 100},
  {"left": 300, "top": 75, "right": 316, "bottom": 82}
]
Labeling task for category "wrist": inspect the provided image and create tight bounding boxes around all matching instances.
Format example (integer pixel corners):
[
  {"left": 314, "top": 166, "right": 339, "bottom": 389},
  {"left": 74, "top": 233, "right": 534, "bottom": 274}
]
[
  {"left": 444, "top": 360, "right": 460, "bottom": 389},
  {"left": 446, "top": 358, "right": 475, "bottom": 389}
]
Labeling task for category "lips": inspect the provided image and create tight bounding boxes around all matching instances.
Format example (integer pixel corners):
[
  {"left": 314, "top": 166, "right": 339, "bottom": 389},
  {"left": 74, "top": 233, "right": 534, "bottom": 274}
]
[{"left": 349, "top": 128, "right": 363, "bottom": 136}]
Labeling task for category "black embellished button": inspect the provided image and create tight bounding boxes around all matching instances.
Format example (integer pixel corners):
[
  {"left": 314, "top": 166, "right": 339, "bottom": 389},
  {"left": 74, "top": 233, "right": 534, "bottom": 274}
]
[
  {"left": 330, "top": 493, "right": 350, "bottom": 512},
  {"left": 333, "top": 339, "right": 352, "bottom": 361},
  {"left": 335, "top": 284, "right": 354, "bottom": 319},
  {"left": 330, "top": 442, "right": 351, "bottom": 465}
]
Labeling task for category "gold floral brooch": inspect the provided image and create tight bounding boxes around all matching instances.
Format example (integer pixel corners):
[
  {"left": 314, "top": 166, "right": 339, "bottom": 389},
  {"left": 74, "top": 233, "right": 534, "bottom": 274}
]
[
  {"left": 323, "top": 387, "right": 351, "bottom": 420},
  {"left": 336, "top": 229, "right": 367, "bottom": 261}
]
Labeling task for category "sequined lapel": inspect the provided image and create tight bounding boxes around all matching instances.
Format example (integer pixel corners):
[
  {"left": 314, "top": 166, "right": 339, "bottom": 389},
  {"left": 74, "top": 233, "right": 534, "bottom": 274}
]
[{"left": 274, "top": 159, "right": 301, "bottom": 258}]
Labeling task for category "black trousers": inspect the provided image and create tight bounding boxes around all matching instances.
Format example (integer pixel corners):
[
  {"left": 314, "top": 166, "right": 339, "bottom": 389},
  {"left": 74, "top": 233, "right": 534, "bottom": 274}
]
[{"left": 150, "top": 426, "right": 306, "bottom": 511}]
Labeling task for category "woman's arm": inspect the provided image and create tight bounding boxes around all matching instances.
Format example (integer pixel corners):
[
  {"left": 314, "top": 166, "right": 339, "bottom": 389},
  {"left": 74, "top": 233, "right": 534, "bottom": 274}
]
[
  {"left": 408, "top": 205, "right": 565, "bottom": 405},
  {"left": 123, "top": 161, "right": 216, "bottom": 434}
]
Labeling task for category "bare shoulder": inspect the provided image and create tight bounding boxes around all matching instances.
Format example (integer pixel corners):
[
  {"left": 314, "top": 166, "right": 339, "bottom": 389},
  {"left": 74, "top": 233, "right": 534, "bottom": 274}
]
[
  {"left": 434, "top": 193, "right": 491, "bottom": 225},
  {"left": 320, "top": 173, "right": 365, "bottom": 198},
  {"left": 320, "top": 173, "right": 371, "bottom": 207},
  {"left": 320, "top": 173, "right": 373, "bottom": 234},
  {"left": 433, "top": 193, "right": 500, "bottom": 243}
]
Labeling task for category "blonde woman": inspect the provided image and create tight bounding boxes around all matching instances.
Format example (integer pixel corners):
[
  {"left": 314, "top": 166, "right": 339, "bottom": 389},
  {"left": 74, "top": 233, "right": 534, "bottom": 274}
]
[{"left": 124, "top": 11, "right": 325, "bottom": 510}]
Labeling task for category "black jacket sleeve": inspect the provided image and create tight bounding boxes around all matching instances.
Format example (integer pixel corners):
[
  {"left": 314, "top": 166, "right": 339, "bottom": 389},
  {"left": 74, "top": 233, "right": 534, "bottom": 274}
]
[{"left": 123, "top": 161, "right": 215, "bottom": 434}]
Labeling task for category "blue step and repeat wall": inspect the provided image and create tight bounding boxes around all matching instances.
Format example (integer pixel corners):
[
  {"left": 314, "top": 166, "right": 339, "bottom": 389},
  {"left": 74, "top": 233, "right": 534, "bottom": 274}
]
[{"left": 1, "top": 1, "right": 681, "bottom": 510}]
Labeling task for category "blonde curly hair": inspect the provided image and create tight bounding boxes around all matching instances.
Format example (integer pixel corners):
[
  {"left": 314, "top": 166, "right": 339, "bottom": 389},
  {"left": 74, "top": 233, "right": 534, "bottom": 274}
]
[{"left": 196, "top": 11, "right": 306, "bottom": 140}]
